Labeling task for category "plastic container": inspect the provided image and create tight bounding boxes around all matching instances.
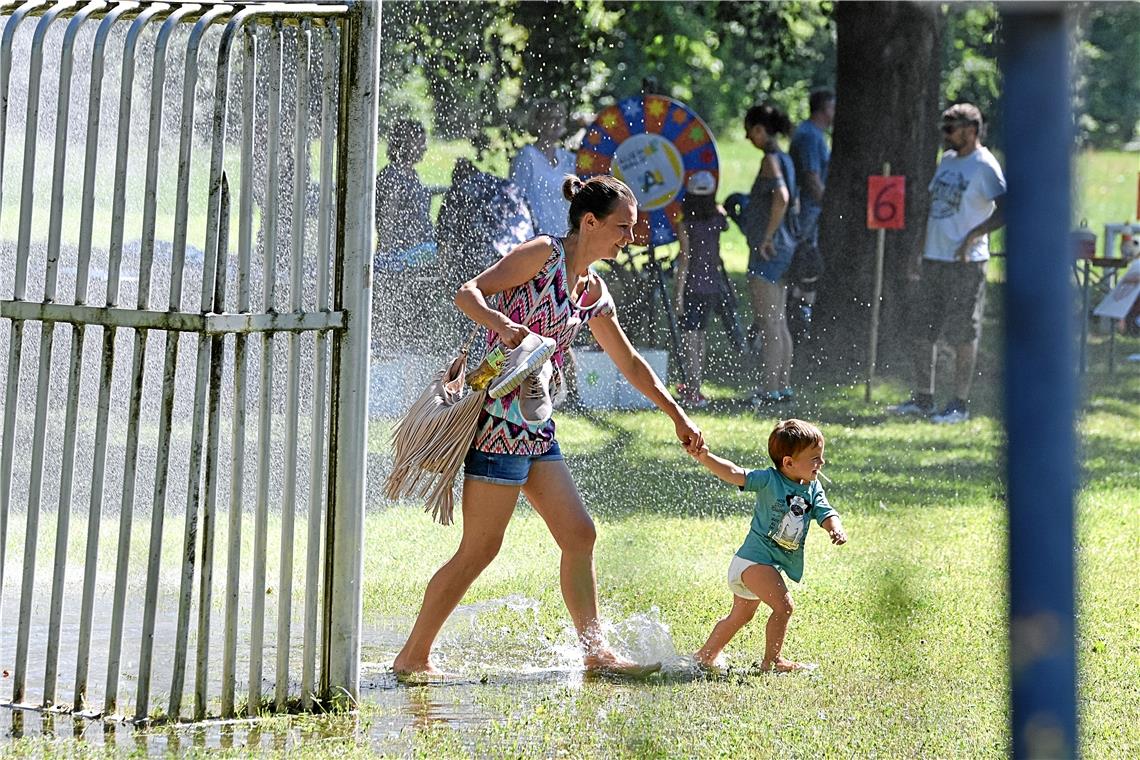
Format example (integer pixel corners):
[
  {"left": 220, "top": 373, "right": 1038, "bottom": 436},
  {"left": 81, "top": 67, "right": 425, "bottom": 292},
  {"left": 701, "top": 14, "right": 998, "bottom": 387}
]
[{"left": 1072, "top": 220, "right": 1096, "bottom": 260}]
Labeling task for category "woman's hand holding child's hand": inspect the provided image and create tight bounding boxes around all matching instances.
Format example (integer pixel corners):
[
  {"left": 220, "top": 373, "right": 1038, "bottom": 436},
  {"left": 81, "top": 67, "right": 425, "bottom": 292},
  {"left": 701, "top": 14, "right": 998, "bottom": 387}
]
[{"left": 674, "top": 416, "right": 704, "bottom": 456}]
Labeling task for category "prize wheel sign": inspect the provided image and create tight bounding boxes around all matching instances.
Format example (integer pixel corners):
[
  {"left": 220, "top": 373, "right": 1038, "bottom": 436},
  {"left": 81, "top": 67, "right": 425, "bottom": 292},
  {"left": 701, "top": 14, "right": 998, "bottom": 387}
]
[{"left": 577, "top": 95, "right": 719, "bottom": 246}]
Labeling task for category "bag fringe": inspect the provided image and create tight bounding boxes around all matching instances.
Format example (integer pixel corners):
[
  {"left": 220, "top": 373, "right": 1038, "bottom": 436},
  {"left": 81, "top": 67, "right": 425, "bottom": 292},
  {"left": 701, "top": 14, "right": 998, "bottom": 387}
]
[{"left": 384, "top": 361, "right": 486, "bottom": 526}]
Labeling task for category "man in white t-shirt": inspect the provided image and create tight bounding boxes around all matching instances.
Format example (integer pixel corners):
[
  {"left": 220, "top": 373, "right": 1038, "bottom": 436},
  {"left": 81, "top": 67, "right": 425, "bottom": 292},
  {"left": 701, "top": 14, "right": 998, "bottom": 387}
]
[{"left": 890, "top": 103, "right": 1006, "bottom": 424}]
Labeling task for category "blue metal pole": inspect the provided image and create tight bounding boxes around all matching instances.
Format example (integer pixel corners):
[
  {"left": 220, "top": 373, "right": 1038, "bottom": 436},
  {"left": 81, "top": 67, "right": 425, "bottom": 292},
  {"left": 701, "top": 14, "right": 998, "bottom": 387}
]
[{"left": 1000, "top": 6, "right": 1077, "bottom": 758}]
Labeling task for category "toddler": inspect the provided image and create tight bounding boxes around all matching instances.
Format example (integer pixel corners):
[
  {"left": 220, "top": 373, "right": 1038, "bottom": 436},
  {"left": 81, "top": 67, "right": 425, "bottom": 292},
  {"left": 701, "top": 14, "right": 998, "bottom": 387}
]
[{"left": 690, "top": 418, "right": 846, "bottom": 672}]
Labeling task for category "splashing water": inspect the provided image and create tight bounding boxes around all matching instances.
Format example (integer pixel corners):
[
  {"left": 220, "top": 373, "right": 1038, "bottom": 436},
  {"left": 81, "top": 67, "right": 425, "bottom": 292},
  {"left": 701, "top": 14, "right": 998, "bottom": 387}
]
[{"left": 377, "top": 596, "right": 703, "bottom": 683}]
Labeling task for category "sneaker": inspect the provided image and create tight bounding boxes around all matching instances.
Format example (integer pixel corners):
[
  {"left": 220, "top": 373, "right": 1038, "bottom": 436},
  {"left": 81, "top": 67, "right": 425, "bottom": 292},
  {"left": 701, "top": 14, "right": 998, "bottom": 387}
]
[
  {"left": 679, "top": 387, "right": 710, "bottom": 409},
  {"left": 750, "top": 391, "right": 783, "bottom": 409},
  {"left": 487, "top": 333, "right": 557, "bottom": 399},
  {"left": 931, "top": 401, "right": 970, "bottom": 424},
  {"left": 518, "top": 359, "right": 555, "bottom": 425},
  {"left": 888, "top": 397, "right": 934, "bottom": 416}
]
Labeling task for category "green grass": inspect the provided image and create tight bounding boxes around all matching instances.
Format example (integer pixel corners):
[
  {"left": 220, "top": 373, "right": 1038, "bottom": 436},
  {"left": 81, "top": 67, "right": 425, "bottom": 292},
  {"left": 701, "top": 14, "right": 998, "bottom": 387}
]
[
  {"left": 1074, "top": 149, "right": 1140, "bottom": 246},
  {"left": 1, "top": 143, "right": 1137, "bottom": 756},
  {"left": 4, "top": 340, "right": 1138, "bottom": 756}
]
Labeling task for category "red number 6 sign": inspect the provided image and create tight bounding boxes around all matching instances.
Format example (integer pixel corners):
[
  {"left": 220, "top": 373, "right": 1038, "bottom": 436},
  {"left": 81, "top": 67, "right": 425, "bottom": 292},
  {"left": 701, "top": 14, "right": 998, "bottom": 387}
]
[{"left": 867, "top": 175, "right": 906, "bottom": 230}]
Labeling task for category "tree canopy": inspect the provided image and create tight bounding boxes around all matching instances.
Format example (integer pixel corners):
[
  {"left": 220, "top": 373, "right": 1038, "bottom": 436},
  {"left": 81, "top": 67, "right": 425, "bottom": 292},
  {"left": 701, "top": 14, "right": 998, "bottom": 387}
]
[{"left": 378, "top": 1, "right": 1138, "bottom": 157}]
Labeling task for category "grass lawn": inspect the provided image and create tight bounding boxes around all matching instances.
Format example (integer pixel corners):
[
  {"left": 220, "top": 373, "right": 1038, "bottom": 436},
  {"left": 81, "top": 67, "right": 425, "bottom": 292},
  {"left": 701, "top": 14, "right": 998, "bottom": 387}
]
[
  {"left": 3, "top": 324, "right": 1138, "bottom": 756},
  {"left": 0, "top": 139, "right": 1136, "bottom": 755}
]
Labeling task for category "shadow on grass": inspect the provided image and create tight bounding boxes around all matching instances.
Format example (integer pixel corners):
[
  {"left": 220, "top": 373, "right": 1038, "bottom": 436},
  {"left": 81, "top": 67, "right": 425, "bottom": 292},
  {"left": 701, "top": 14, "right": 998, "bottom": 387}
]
[{"left": 566, "top": 406, "right": 1004, "bottom": 521}]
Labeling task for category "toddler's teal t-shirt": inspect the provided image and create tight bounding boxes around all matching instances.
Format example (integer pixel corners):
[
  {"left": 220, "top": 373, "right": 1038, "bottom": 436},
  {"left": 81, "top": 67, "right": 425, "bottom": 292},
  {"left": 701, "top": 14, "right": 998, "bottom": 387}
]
[{"left": 737, "top": 466, "right": 837, "bottom": 583}]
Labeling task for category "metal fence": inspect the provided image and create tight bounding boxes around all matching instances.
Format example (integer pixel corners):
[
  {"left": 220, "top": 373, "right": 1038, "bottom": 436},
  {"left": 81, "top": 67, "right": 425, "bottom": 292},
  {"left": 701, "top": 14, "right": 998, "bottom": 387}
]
[{"left": 0, "top": 0, "right": 376, "bottom": 722}]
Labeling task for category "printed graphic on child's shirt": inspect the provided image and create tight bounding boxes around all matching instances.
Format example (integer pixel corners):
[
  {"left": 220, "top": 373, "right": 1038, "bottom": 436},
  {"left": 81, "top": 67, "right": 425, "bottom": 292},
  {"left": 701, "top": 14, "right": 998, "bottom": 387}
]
[
  {"left": 929, "top": 170, "right": 969, "bottom": 219},
  {"left": 769, "top": 493, "right": 810, "bottom": 551}
]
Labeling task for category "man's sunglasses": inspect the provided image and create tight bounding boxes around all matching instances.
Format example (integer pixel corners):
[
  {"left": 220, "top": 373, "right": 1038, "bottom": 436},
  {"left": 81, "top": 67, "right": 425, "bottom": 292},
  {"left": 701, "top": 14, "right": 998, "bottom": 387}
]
[{"left": 941, "top": 121, "right": 973, "bottom": 134}]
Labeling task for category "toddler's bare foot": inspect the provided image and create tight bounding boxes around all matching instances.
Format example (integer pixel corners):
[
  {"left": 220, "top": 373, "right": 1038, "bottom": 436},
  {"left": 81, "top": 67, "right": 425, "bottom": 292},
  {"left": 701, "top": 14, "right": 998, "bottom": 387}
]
[
  {"left": 759, "top": 657, "right": 817, "bottom": 673},
  {"left": 584, "top": 648, "right": 661, "bottom": 678}
]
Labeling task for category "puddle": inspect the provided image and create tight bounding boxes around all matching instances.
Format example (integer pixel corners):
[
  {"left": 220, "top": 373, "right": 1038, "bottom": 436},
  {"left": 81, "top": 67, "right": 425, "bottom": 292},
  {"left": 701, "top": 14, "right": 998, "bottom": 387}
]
[
  {"left": 0, "top": 580, "right": 310, "bottom": 717},
  {"left": 0, "top": 595, "right": 744, "bottom": 755}
]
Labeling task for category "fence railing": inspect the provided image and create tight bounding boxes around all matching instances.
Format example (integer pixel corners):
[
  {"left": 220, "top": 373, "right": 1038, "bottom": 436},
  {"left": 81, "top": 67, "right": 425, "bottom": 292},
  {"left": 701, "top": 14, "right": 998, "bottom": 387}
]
[{"left": 0, "top": 0, "right": 376, "bottom": 722}]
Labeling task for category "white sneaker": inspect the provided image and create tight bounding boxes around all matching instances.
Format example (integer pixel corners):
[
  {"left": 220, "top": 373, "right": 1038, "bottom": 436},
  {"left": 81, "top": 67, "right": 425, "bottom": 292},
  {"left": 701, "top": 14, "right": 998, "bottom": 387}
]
[
  {"left": 518, "top": 360, "right": 555, "bottom": 425},
  {"left": 487, "top": 333, "right": 557, "bottom": 399},
  {"left": 931, "top": 402, "right": 970, "bottom": 424}
]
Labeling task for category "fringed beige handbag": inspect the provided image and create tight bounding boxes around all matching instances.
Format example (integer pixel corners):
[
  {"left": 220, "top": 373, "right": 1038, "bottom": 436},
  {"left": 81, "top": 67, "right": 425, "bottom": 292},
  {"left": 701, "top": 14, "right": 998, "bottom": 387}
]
[
  {"left": 384, "top": 326, "right": 558, "bottom": 525},
  {"left": 384, "top": 331, "right": 490, "bottom": 525}
]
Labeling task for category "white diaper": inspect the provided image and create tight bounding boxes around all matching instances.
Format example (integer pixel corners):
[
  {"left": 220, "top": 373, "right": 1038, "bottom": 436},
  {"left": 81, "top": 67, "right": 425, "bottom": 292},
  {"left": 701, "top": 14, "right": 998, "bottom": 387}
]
[{"left": 727, "top": 554, "right": 761, "bottom": 600}]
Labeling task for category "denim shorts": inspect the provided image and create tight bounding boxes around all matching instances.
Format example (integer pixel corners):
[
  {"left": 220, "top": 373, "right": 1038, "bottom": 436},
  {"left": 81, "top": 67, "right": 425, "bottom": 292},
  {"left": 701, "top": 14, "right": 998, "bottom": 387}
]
[
  {"left": 747, "top": 247, "right": 794, "bottom": 284},
  {"left": 463, "top": 441, "right": 563, "bottom": 486}
]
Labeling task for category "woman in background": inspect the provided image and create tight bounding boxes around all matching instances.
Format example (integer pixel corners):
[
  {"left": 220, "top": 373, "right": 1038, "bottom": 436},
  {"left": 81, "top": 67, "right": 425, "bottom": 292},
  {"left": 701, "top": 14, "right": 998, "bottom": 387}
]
[{"left": 741, "top": 104, "right": 798, "bottom": 408}]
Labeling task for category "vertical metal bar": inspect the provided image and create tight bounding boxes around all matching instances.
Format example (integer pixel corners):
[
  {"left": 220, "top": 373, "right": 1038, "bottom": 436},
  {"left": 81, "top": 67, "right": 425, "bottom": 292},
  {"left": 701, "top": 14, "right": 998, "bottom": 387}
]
[
  {"left": 189, "top": 7, "right": 262, "bottom": 722},
  {"left": 301, "top": 21, "right": 336, "bottom": 708},
  {"left": 0, "top": 1, "right": 49, "bottom": 216},
  {"left": 0, "top": 0, "right": 46, "bottom": 665},
  {"left": 221, "top": 28, "right": 256, "bottom": 721},
  {"left": 326, "top": 0, "right": 378, "bottom": 707},
  {"left": 249, "top": 19, "right": 284, "bottom": 716},
  {"left": 73, "top": 0, "right": 161, "bottom": 716},
  {"left": 12, "top": 0, "right": 78, "bottom": 304},
  {"left": 109, "top": 3, "right": 201, "bottom": 718},
  {"left": 161, "top": 3, "right": 234, "bottom": 723},
  {"left": 72, "top": 1, "right": 140, "bottom": 304},
  {"left": 11, "top": 0, "right": 81, "bottom": 707},
  {"left": 193, "top": 174, "right": 231, "bottom": 721},
  {"left": 1000, "top": 8, "right": 1078, "bottom": 759},
  {"left": 319, "top": 18, "right": 341, "bottom": 705},
  {"left": 42, "top": 0, "right": 110, "bottom": 708},
  {"left": 274, "top": 19, "right": 310, "bottom": 711}
]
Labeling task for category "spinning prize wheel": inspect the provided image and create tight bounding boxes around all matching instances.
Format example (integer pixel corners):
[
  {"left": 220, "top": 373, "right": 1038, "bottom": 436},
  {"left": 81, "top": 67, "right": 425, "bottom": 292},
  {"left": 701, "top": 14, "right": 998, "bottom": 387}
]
[{"left": 577, "top": 94, "right": 719, "bottom": 246}]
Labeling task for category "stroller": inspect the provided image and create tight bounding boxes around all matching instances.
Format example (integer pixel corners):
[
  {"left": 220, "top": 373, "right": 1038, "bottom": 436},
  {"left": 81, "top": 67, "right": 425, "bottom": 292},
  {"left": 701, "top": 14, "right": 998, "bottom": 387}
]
[
  {"left": 434, "top": 158, "right": 536, "bottom": 350},
  {"left": 437, "top": 158, "right": 535, "bottom": 289}
]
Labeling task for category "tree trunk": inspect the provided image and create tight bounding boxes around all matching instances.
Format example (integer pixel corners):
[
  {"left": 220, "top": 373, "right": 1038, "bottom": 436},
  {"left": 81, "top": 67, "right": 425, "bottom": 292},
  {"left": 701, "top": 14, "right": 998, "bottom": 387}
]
[{"left": 816, "top": 2, "right": 944, "bottom": 373}]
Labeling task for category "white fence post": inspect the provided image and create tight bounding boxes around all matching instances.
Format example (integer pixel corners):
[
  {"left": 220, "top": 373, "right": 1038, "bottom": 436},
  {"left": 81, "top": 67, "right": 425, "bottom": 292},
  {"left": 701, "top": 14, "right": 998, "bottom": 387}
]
[{"left": 325, "top": 0, "right": 378, "bottom": 707}]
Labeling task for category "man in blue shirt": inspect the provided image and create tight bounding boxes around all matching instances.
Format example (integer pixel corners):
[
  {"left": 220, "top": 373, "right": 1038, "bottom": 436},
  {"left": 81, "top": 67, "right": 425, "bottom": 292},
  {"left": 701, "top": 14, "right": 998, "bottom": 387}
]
[{"left": 787, "top": 88, "right": 835, "bottom": 343}]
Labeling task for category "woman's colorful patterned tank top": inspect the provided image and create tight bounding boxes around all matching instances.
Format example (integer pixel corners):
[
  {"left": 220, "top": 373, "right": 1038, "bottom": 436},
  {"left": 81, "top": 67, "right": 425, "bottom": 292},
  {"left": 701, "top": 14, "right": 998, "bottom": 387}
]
[{"left": 472, "top": 236, "right": 614, "bottom": 455}]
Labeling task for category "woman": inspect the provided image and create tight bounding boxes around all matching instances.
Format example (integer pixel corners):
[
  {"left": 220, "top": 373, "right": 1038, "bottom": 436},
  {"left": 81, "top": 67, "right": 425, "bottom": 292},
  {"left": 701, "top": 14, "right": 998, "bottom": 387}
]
[
  {"left": 392, "top": 175, "right": 704, "bottom": 677},
  {"left": 741, "top": 104, "right": 798, "bottom": 407},
  {"left": 510, "top": 99, "right": 577, "bottom": 236}
]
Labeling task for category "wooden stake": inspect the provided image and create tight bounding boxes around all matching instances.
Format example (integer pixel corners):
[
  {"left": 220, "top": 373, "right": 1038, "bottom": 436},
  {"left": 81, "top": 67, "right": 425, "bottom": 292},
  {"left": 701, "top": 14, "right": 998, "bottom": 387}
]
[{"left": 866, "top": 162, "right": 890, "bottom": 402}]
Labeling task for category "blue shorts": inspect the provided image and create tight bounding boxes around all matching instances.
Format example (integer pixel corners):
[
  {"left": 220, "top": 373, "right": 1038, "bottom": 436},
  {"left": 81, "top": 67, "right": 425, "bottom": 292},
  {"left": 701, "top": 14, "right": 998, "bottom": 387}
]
[
  {"left": 463, "top": 441, "right": 563, "bottom": 486},
  {"left": 747, "top": 248, "right": 793, "bottom": 283}
]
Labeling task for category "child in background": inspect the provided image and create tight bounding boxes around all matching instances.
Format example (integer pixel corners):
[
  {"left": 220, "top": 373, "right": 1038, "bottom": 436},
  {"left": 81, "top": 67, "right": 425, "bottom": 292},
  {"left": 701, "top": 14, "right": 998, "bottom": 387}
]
[
  {"left": 689, "top": 418, "right": 846, "bottom": 672},
  {"left": 674, "top": 170, "right": 731, "bottom": 409}
]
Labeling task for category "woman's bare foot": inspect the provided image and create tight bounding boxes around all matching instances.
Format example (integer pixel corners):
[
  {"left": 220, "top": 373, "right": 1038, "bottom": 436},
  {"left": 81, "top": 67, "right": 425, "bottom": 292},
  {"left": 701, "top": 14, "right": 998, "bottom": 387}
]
[
  {"left": 692, "top": 653, "right": 728, "bottom": 676},
  {"left": 584, "top": 648, "right": 661, "bottom": 677},
  {"left": 391, "top": 655, "right": 443, "bottom": 680}
]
